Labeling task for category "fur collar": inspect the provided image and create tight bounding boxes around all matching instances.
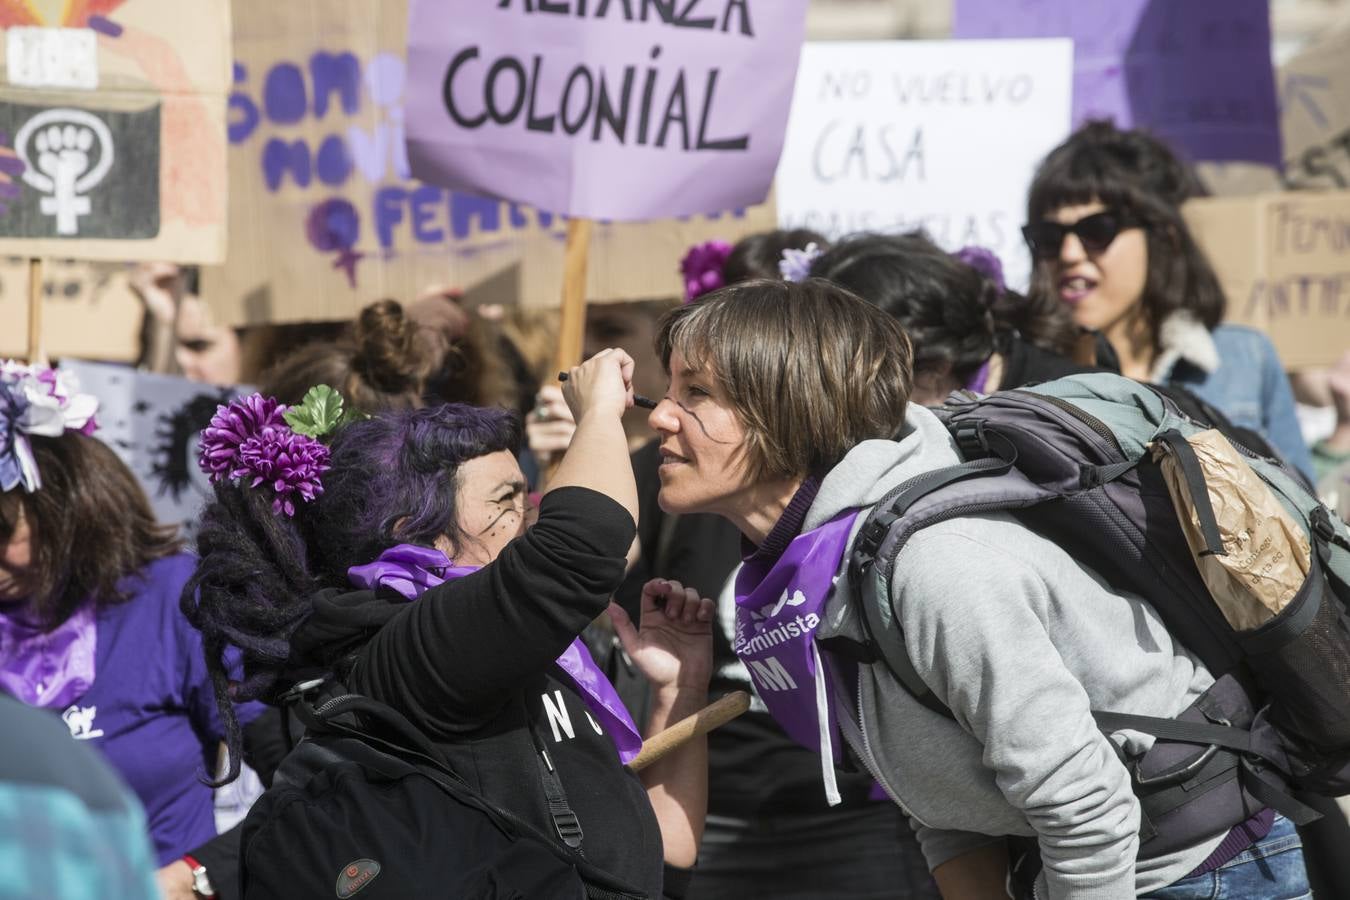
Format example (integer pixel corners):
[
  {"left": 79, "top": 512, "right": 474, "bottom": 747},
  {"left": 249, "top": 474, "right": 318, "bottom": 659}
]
[{"left": 1150, "top": 312, "right": 1219, "bottom": 382}]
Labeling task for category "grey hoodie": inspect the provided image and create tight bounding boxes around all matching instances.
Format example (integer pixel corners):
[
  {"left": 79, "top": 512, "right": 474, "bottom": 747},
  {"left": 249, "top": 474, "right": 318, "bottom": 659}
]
[{"left": 812, "top": 404, "right": 1225, "bottom": 899}]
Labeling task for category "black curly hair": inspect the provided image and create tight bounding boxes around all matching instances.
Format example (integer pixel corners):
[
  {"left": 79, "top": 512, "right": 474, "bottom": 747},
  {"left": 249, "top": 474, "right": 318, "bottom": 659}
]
[
  {"left": 811, "top": 231, "right": 1079, "bottom": 387},
  {"left": 1025, "top": 120, "right": 1226, "bottom": 337}
]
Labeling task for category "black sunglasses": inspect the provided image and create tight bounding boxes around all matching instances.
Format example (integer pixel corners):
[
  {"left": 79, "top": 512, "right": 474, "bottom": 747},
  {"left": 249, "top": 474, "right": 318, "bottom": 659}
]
[{"left": 1021, "top": 210, "right": 1141, "bottom": 261}]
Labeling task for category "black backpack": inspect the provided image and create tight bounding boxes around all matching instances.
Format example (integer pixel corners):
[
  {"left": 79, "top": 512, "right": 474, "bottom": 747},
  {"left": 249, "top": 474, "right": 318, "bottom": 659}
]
[
  {"left": 238, "top": 690, "right": 650, "bottom": 900},
  {"left": 834, "top": 375, "right": 1350, "bottom": 862}
]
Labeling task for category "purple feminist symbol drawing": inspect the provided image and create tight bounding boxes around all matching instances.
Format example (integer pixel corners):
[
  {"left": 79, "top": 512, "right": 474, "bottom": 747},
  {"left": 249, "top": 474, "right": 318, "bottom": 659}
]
[{"left": 306, "top": 198, "right": 363, "bottom": 287}]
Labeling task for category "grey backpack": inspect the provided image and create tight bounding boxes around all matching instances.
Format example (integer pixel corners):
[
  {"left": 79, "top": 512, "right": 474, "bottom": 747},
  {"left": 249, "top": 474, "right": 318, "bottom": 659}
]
[{"left": 837, "top": 373, "right": 1350, "bottom": 859}]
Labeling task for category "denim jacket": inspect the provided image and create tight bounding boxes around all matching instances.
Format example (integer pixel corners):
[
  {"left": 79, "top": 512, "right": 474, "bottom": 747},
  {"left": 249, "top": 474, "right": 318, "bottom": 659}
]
[{"left": 1155, "top": 316, "right": 1315, "bottom": 481}]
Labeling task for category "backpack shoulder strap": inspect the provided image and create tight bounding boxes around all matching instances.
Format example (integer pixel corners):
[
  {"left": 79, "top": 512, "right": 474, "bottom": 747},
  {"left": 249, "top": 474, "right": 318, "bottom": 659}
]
[
  {"left": 294, "top": 687, "right": 590, "bottom": 854},
  {"left": 844, "top": 447, "right": 1043, "bottom": 719}
]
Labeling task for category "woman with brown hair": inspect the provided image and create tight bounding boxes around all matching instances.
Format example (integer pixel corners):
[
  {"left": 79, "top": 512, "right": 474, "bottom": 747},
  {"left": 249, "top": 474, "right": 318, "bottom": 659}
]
[
  {"left": 644, "top": 279, "right": 1308, "bottom": 898},
  {"left": 259, "top": 299, "right": 439, "bottom": 410},
  {"left": 0, "top": 362, "right": 263, "bottom": 898},
  {"left": 259, "top": 295, "right": 518, "bottom": 412}
]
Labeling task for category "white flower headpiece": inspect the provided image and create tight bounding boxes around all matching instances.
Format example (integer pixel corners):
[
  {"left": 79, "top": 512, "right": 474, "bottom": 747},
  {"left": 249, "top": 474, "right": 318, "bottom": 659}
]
[{"left": 0, "top": 362, "right": 99, "bottom": 493}]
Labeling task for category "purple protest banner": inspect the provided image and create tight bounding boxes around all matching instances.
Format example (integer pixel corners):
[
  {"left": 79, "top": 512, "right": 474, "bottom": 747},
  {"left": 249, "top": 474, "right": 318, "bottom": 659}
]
[
  {"left": 954, "top": 0, "right": 1282, "bottom": 168},
  {"left": 403, "top": 0, "right": 809, "bottom": 221}
]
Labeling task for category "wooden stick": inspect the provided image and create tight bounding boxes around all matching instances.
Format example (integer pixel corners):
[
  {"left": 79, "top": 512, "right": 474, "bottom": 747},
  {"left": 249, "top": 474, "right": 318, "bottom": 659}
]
[
  {"left": 553, "top": 218, "right": 592, "bottom": 374},
  {"left": 26, "top": 257, "right": 43, "bottom": 365},
  {"left": 629, "top": 691, "right": 751, "bottom": 773},
  {"left": 541, "top": 218, "right": 594, "bottom": 488}
]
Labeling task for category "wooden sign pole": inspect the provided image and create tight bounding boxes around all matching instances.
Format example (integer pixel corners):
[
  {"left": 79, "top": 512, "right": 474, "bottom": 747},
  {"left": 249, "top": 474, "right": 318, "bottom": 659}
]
[
  {"left": 541, "top": 218, "right": 594, "bottom": 488},
  {"left": 26, "top": 257, "right": 44, "bottom": 365},
  {"left": 554, "top": 218, "right": 593, "bottom": 374},
  {"left": 629, "top": 691, "right": 751, "bottom": 772}
]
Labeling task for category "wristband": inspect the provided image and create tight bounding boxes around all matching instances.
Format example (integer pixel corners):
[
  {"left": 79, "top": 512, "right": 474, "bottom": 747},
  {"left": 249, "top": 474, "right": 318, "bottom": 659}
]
[{"left": 182, "top": 854, "right": 216, "bottom": 899}]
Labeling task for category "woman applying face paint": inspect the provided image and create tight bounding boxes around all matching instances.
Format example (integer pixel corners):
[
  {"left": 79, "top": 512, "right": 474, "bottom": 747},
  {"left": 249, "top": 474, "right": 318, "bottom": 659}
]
[{"left": 187, "top": 350, "right": 717, "bottom": 898}]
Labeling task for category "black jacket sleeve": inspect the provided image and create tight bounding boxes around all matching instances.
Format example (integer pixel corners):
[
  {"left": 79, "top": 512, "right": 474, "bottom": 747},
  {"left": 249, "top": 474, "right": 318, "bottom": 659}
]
[
  {"left": 186, "top": 823, "right": 241, "bottom": 900},
  {"left": 349, "top": 487, "right": 636, "bottom": 734},
  {"left": 183, "top": 707, "right": 300, "bottom": 900}
]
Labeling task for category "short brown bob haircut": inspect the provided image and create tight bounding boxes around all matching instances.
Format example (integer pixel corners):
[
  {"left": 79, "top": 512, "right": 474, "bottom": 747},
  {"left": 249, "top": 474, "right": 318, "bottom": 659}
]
[
  {"left": 0, "top": 433, "right": 182, "bottom": 628},
  {"left": 656, "top": 278, "right": 913, "bottom": 482}
]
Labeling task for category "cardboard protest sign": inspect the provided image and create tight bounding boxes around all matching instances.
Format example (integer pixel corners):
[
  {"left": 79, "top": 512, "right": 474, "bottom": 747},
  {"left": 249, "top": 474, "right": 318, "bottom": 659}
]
[
  {"left": 1185, "top": 190, "right": 1350, "bottom": 369},
  {"left": 0, "top": 258, "right": 141, "bottom": 360},
  {"left": 203, "top": 0, "right": 775, "bottom": 328},
  {"left": 58, "top": 358, "right": 248, "bottom": 539},
  {"left": 954, "top": 0, "right": 1282, "bottom": 168},
  {"left": 0, "top": 1, "right": 230, "bottom": 263},
  {"left": 774, "top": 40, "right": 1073, "bottom": 290},
  {"left": 403, "top": 0, "right": 809, "bottom": 220},
  {"left": 1279, "top": 26, "right": 1350, "bottom": 191}
]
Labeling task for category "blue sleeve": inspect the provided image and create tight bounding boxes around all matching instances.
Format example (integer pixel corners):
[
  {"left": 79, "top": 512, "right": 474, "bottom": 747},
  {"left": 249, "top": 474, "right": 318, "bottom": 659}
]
[{"left": 1257, "top": 333, "right": 1316, "bottom": 482}]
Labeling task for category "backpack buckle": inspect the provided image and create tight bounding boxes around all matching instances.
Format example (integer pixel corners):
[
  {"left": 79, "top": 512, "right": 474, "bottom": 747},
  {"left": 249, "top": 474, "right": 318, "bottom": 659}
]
[
  {"left": 857, "top": 510, "right": 899, "bottom": 560},
  {"left": 552, "top": 809, "right": 584, "bottom": 849},
  {"left": 1312, "top": 506, "right": 1337, "bottom": 544},
  {"left": 952, "top": 420, "right": 991, "bottom": 459}
]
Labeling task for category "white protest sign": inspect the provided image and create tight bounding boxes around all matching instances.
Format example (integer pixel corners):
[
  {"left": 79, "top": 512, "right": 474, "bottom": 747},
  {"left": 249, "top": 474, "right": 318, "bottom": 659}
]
[{"left": 774, "top": 40, "right": 1073, "bottom": 289}]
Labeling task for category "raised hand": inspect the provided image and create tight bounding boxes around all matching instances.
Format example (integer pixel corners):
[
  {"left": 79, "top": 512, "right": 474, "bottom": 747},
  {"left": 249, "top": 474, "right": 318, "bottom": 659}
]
[
  {"left": 561, "top": 347, "right": 635, "bottom": 423},
  {"left": 608, "top": 579, "right": 714, "bottom": 694}
]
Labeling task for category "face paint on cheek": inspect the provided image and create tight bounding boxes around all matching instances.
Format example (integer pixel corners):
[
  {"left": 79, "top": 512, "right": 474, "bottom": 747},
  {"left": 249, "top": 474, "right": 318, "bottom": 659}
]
[
  {"left": 479, "top": 508, "right": 521, "bottom": 536},
  {"left": 674, "top": 399, "right": 733, "bottom": 445}
]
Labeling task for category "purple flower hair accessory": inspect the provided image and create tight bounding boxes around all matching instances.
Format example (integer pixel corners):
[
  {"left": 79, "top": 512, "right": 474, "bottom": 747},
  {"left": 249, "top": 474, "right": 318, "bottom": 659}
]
[
  {"left": 779, "top": 242, "right": 822, "bottom": 282},
  {"left": 198, "top": 393, "right": 287, "bottom": 482},
  {"left": 679, "top": 239, "right": 733, "bottom": 303},
  {"left": 952, "top": 246, "right": 1007, "bottom": 295},
  {"left": 198, "top": 392, "right": 330, "bottom": 517},
  {"left": 238, "top": 427, "right": 330, "bottom": 517}
]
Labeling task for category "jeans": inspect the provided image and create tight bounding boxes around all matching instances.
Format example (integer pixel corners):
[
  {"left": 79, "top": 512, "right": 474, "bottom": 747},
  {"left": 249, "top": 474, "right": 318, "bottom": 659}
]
[
  {"left": 1143, "top": 815, "right": 1311, "bottom": 899},
  {"left": 685, "top": 802, "right": 939, "bottom": 900}
]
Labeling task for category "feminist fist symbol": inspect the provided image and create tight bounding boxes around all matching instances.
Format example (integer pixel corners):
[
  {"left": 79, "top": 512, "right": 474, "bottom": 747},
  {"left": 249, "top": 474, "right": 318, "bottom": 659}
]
[
  {"left": 36, "top": 124, "right": 93, "bottom": 232},
  {"left": 15, "top": 109, "right": 114, "bottom": 235}
]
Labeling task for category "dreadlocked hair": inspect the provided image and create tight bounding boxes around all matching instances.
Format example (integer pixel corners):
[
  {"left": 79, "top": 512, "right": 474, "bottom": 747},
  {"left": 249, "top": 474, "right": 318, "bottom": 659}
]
[
  {"left": 181, "top": 481, "right": 317, "bottom": 785},
  {"left": 182, "top": 402, "right": 523, "bottom": 784}
]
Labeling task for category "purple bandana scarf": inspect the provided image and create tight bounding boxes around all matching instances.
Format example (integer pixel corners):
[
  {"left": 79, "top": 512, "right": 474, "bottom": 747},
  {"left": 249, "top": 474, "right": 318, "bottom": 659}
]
[
  {"left": 0, "top": 602, "right": 96, "bottom": 708},
  {"left": 348, "top": 544, "right": 643, "bottom": 765},
  {"left": 733, "top": 510, "right": 858, "bottom": 806},
  {"left": 965, "top": 358, "right": 993, "bottom": 394}
]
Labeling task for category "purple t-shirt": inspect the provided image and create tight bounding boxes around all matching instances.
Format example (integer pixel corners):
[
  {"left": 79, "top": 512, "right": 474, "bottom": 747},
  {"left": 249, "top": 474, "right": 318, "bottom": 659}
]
[{"left": 54, "top": 553, "right": 264, "bottom": 865}]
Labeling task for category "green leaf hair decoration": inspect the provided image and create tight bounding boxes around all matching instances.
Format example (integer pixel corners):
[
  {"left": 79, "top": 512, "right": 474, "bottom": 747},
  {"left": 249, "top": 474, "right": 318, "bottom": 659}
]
[{"left": 283, "top": 385, "right": 357, "bottom": 439}]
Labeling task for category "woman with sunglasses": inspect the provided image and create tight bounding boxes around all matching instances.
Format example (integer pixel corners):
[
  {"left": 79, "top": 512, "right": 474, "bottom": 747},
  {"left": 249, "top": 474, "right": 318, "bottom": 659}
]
[{"left": 1023, "top": 121, "right": 1314, "bottom": 479}]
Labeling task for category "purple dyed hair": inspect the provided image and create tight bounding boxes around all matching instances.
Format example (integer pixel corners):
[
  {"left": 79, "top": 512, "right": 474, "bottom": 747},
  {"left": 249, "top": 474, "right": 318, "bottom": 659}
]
[
  {"left": 307, "top": 403, "right": 522, "bottom": 581},
  {"left": 182, "top": 403, "right": 521, "bottom": 783}
]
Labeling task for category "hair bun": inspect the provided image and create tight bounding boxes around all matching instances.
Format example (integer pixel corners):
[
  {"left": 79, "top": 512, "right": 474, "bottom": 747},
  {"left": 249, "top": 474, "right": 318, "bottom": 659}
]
[{"left": 353, "top": 299, "right": 431, "bottom": 393}]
